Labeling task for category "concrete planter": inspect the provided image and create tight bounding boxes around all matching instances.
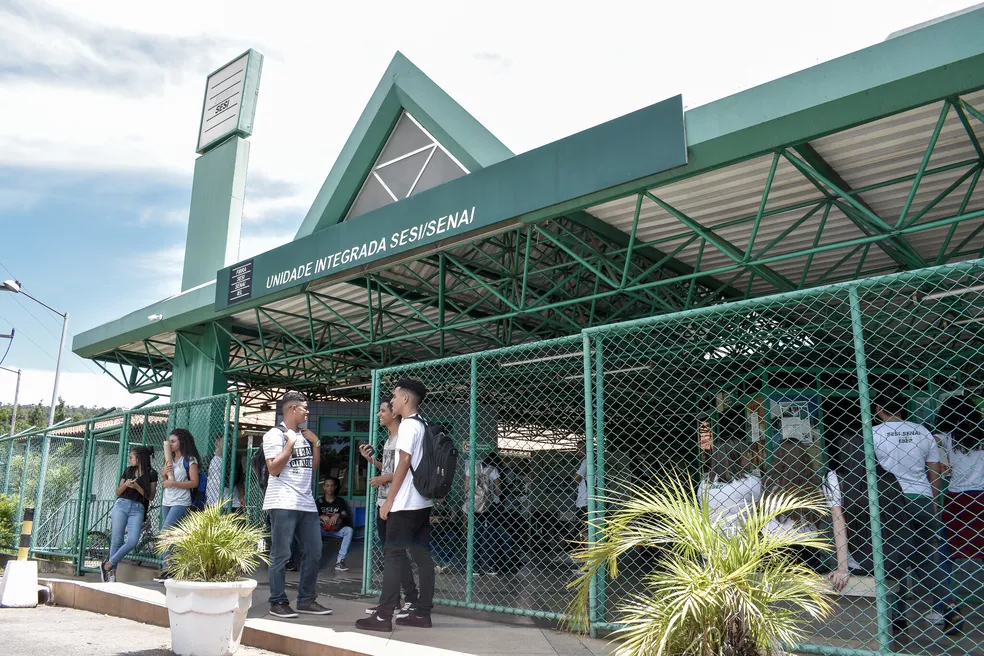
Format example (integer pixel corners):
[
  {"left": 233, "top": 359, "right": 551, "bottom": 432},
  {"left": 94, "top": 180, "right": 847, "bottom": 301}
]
[{"left": 164, "top": 578, "right": 257, "bottom": 656}]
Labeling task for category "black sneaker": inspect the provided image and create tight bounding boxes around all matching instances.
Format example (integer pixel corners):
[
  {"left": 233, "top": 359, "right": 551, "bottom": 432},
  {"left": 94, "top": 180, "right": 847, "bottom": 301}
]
[
  {"left": 99, "top": 561, "right": 110, "bottom": 583},
  {"left": 296, "top": 600, "right": 332, "bottom": 615},
  {"left": 285, "top": 561, "right": 299, "bottom": 572},
  {"left": 396, "top": 602, "right": 414, "bottom": 619},
  {"left": 334, "top": 560, "right": 349, "bottom": 572},
  {"left": 396, "top": 611, "right": 432, "bottom": 628},
  {"left": 942, "top": 607, "right": 964, "bottom": 636},
  {"left": 355, "top": 612, "right": 392, "bottom": 632},
  {"left": 892, "top": 616, "right": 908, "bottom": 637},
  {"left": 153, "top": 571, "right": 170, "bottom": 583},
  {"left": 270, "top": 603, "right": 299, "bottom": 619}
]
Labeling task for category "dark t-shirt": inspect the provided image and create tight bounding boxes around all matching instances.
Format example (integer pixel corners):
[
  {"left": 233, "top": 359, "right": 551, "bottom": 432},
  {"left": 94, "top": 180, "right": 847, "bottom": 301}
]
[
  {"left": 119, "top": 466, "right": 158, "bottom": 507},
  {"left": 316, "top": 495, "right": 351, "bottom": 528}
]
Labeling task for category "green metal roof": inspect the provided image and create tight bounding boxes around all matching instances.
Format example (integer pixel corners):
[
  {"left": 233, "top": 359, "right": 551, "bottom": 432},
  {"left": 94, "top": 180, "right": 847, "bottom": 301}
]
[{"left": 74, "top": 8, "right": 984, "bottom": 365}]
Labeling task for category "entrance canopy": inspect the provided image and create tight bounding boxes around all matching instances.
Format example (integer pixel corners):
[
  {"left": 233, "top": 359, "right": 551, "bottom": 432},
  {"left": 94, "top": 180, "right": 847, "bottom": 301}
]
[{"left": 74, "top": 8, "right": 984, "bottom": 406}]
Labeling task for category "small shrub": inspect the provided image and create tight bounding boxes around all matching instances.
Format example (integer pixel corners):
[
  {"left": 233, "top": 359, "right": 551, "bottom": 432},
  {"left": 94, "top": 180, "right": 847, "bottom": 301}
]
[{"left": 155, "top": 502, "right": 269, "bottom": 582}]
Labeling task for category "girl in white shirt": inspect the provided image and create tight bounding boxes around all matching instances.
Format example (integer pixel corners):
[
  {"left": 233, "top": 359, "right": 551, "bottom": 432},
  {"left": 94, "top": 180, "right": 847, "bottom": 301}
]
[
  {"left": 698, "top": 440, "right": 762, "bottom": 533},
  {"left": 936, "top": 395, "right": 984, "bottom": 560}
]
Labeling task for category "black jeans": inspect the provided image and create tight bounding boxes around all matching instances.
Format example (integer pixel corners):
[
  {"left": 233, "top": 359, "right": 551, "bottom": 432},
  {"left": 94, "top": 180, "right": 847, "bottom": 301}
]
[
  {"left": 377, "top": 508, "right": 419, "bottom": 605},
  {"left": 378, "top": 507, "right": 434, "bottom": 618}
]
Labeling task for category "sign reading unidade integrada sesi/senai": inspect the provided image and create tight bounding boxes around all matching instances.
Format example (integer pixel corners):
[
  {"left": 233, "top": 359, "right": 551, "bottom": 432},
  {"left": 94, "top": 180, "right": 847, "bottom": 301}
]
[{"left": 264, "top": 206, "right": 476, "bottom": 290}]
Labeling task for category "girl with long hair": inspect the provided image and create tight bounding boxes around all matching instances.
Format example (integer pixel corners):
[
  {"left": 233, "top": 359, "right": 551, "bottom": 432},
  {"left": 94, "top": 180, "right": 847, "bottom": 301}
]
[
  {"left": 764, "top": 441, "right": 852, "bottom": 591},
  {"left": 936, "top": 394, "right": 984, "bottom": 559},
  {"left": 101, "top": 445, "right": 157, "bottom": 582},
  {"left": 155, "top": 428, "right": 201, "bottom": 582}
]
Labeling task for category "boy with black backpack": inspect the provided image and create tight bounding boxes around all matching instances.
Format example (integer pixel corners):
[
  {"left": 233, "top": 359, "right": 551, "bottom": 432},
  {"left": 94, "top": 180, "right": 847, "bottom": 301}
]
[{"left": 356, "top": 379, "right": 446, "bottom": 633}]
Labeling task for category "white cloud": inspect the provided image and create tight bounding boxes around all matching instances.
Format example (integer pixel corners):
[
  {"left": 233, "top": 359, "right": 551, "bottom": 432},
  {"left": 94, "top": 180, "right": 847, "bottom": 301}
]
[{"left": 0, "top": 367, "right": 162, "bottom": 413}]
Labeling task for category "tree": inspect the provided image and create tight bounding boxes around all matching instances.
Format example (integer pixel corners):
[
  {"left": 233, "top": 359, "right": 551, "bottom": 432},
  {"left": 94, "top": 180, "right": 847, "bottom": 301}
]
[{"left": 54, "top": 397, "right": 67, "bottom": 424}]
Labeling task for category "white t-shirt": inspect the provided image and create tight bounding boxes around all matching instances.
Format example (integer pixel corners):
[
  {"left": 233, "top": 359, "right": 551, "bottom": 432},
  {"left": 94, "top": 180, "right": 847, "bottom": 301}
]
[
  {"left": 938, "top": 432, "right": 984, "bottom": 493},
  {"left": 872, "top": 421, "right": 939, "bottom": 497},
  {"left": 376, "top": 435, "right": 398, "bottom": 507},
  {"left": 466, "top": 464, "right": 501, "bottom": 505},
  {"left": 766, "top": 471, "right": 843, "bottom": 537},
  {"left": 262, "top": 425, "right": 317, "bottom": 512},
  {"left": 205, "top": 456, "right": 242, "bottom": 508},
  {"left": 163, "top": 456, "right": 197, "bottom": 507},
  {"left": 388, "top": 415, "right": 433, "bottom": 513},
  {"left": 576, "top": 460, "right": 588, "bottom": 508},
  {"left": 699, "top": 474, "right": 762, "bottom": 531}
]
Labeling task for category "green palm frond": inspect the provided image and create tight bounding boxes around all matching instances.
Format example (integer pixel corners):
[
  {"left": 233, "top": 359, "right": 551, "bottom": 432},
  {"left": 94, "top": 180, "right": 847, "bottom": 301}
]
[
  {"left": 155, "top": 501, "right": 269, "bottom": 582},
  {"left": 566, "top": 470, "right": 836, "bottom": 655}
]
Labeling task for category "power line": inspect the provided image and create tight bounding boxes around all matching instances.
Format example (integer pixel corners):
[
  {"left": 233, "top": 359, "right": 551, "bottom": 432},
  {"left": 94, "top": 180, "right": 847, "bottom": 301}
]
[{"left": 0, "top": 259, "right": 103, "bottom": 377}]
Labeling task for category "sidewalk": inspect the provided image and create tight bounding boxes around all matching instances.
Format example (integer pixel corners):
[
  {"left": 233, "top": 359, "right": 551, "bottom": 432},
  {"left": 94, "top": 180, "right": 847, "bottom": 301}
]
[
  {"left": 0, "top": 605, "right": 280, "bottom": 656},
  {"left": 36, "top": 564, "right": 613, "bottom": 656}
]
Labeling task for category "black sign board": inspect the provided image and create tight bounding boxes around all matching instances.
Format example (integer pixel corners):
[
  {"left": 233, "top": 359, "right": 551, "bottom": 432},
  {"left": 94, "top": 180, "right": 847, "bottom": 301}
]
[{"left": 227, "top": 259, "right": 254, "bottom": 305}]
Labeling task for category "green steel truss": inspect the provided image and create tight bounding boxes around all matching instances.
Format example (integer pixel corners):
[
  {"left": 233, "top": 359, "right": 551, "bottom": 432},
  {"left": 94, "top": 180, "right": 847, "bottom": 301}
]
[{"left": 93, "top": 94, "right": 984, "bottom": 403}]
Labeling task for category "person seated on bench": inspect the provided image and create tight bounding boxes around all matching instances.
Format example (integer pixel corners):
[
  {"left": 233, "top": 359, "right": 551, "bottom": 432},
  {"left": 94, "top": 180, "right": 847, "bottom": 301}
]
[
  {"left": 936, "top": 394, "right": 984, "bottom": 561},
  {"left": 317, "top": 476, "right": 354, "bottom": 572},
  {"left": 698, "top": 439, "right": 762, "bottom": 534},
  {"left": 763, "top": 441, "right": 853, "bottom": 592}
]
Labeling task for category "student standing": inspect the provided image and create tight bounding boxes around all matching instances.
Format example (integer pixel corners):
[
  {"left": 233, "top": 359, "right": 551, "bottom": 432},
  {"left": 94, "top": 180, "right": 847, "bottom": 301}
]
[
  {"left": 101, "top": 446, "right": 157, "bottom": 582},
  {"left": 871, "top": 394, "right": 960, "bottom": 635},
  {"left": 935, "top": 395, "right": 984, "bottom": 560},
  {"left": 263, "top": 391, "right": 332, "bottom": 619},
  {"left": 356, "top": 379, "right": 435, "bottom": 632},
  {"left": 359, "top": 400, "right": 419, "bottom": 616},
  {"left": 155, "top": 429, "right": 200, "bottom": 582},
  {"left": 205, "top": 433, "right": 245, "bottom": 511}
]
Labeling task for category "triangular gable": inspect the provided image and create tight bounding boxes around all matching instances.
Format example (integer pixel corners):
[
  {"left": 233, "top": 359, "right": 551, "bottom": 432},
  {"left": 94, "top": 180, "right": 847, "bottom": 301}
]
[{"left": 294, "top": 52, "right": 514, "bottom": 239}]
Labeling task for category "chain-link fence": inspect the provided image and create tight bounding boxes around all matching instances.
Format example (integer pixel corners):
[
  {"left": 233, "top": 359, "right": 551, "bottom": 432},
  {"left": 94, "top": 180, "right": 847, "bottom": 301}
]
[
  {"left": 366, "top": 336, "right": 586, "bottom": 620},
  {"left": 0, "top": 393, "right": 242, "bottom": 574},
  {"left": 369, "top": 258, "right": 984, "bottom": 655}
]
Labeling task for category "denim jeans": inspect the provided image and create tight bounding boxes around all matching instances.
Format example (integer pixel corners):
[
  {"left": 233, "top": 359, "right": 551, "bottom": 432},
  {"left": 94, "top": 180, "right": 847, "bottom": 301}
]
[
  {"left": 321, "top": 525, "right": 354, "bottom": 562},
  {"left": 160, "top": 504, "right": 189, "bottom": 570},
  {"left": 890, "top": 495, "right": 953, "bottom": 617},
  {"left": 268, "top": 509, "right": 321, "bottom": 606},
  {"left": 109, "top": 498, "right": 145, "bottom": 568}
]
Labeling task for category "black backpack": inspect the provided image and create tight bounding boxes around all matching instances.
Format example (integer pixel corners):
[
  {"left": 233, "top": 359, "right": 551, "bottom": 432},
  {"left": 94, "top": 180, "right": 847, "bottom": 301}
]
[
  {"left": 251, "top": 423, "right": 288, "bottom": 493},
  {"left": 406, "top": 416, "right": 458, "bottom": 499}
]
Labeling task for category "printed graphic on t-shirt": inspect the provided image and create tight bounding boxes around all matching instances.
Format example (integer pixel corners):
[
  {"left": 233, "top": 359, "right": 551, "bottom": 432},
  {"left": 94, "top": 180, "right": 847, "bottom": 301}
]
[
  {"left": 262, "top": 426, "right": 318, "bottom": 512},
  {"left": 378, "top": 441, "right": 396, "bottom": 504}
]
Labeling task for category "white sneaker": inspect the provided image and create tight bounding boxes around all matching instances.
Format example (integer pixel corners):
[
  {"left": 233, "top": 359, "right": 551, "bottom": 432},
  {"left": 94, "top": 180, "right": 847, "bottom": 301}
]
[
  {"left": 396, "top": 602, "right": 414, "bottom": 619},
  {"left": 925, "top": 610, "right": 945, "bottom": 626}
]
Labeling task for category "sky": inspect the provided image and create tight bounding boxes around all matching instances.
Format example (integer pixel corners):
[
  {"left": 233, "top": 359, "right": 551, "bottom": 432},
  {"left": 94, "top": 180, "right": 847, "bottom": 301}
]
[{"left": 0, "top": 0, "right": 980, "bottom": 410}]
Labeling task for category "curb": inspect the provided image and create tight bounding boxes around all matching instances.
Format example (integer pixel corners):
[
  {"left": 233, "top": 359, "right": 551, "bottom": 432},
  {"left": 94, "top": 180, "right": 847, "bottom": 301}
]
[{"left": 39, "top": 578, "right": 469, "bottom": 656}]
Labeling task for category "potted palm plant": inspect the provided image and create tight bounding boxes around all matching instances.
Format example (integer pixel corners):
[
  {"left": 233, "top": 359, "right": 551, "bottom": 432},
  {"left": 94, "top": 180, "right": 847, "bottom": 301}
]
[
  {"left": 568, "top": 473, "right": 836, "bottom": 656},
  {"left": 155, "top": 502, "right": 269, "bottom": 656}
]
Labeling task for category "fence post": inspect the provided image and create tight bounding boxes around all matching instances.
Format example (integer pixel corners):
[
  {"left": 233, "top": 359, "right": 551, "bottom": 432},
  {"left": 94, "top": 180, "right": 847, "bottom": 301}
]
[
  {"left": 591, "top": 335, "right": 607, "bottom": 633},
  {"left": 465, "top": 356, "right": 478, "bottom": 603},
  {"left": 28, "top": 428, "right": 53, "bottom": 558},
  {"left": 582, "top": 333, "right": 597, "bottom": 635},
  {"left": 73, "top": 421, "right": 93, "bottom": 575},
  {"left": 362, "top": 369, "right": 380, "bottom": 595},
  {"left": 3, "top": 436, "right": 14, "bottom": 494},
  {"left": 13, "top": 435, "right": 34, "bottom": 553},
  {"left": 848, "top": 286, "right": 891, "bottom": 653},
  {"left": 75, "top": 421, "right": 100, "bottom": 575},
  {"left": 228, "top": 394, "right": 241, "bottom": 512},
  {"left": 220, "top": 393, "right": 232, "bottom": 510}
]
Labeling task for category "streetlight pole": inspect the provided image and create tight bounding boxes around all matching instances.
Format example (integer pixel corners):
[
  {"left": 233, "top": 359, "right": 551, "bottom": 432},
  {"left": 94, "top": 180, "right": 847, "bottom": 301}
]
[
  {"left": 0, "top": 365, "right": 21, "bottom": 438},
  {"left": 1, "top": 280, "right": 68, "bottom": 427}
]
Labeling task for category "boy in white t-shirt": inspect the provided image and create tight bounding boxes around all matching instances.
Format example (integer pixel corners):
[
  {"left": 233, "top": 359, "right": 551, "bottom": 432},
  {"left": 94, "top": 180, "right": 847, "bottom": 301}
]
[
  {"left": 356, "top": 379, "right": 435, "bottom": 633},
  {"left": 262, "top": 391, "right": 332, "bottom": 620},
  {"left": 871, "top": 394, "right": 960, "bottom": 635}
]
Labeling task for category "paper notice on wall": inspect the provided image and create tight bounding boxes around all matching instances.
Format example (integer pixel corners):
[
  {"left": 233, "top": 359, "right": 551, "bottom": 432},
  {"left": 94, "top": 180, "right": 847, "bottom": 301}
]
[{"left": 773, "top": 400, "right": 814, "bottom": 442}]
